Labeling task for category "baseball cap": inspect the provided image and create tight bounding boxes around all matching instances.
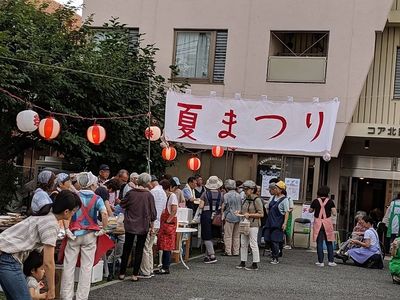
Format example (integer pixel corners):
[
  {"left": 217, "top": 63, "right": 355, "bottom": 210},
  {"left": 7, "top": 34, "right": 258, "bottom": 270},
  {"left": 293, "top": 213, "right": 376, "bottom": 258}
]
[
  {"left": 151, "top": 175, "right": 158, "bottom": 182},
  {"left": 37, "top": 170, "right": 54, "bottom": 184},
  {"left": 276, "top": 181, "right": 286, "bottom": 190},
  {"left": 241, "top": 180, "right": 256, "bottom": 189},
  {"left": 99, "top": 164, "right": 110, "bottom": 171},
  {"left": 56, "top": 173, "right": 70, "bottom": 186}
]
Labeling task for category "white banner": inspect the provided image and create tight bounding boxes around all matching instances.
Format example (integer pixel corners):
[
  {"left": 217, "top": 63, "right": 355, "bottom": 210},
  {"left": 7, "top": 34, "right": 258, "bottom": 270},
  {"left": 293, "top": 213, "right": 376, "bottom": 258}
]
[{"left": 165, "top": 91, "right": 340, "bottom": 154}]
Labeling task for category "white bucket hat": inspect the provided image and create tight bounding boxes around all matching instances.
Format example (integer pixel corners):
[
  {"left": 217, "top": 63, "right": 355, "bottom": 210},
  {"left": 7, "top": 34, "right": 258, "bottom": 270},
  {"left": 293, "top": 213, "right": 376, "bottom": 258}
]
[{"left": 205, "top": 176, "right": 223, "bottom": 190}]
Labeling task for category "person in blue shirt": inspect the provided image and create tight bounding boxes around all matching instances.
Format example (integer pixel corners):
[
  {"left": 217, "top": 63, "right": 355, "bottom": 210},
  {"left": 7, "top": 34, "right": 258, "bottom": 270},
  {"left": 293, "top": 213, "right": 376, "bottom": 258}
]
[{"left": 60, "top": 172, "right": 108, "bottom": 300}]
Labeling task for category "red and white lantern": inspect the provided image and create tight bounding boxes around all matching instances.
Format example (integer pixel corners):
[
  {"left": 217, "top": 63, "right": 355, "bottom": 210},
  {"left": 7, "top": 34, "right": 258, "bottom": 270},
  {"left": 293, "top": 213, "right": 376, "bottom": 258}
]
[
  {"left": 87, "top": 124, "right": 106, "bottom": 145},
  {"left": 211, "top": 146, "right": 224, "bottom": 158},
  {"left": 16, "top": 109, "right": 40, "bottom": 132},
  {"left": 162, "top": 147, "right": 177, "bottom": 161},
  {"left": 38, "top": 117, "right": 60, "bottom": 140},
  {"left": 145, "top": 126, "right": 161, "bottom": 141},
  {"left": 187, "top": 157, "right": 201, "bottom": 171}
]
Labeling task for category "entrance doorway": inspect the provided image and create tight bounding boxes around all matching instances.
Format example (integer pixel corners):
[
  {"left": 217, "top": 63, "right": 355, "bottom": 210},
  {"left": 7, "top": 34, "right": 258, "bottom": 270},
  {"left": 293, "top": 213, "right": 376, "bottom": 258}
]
[
  {"left": 337, "top": 176, "right": 386, "bottom": 237},
  {"left": 355, "top": 178, "right": 386, "bottom": 222}
]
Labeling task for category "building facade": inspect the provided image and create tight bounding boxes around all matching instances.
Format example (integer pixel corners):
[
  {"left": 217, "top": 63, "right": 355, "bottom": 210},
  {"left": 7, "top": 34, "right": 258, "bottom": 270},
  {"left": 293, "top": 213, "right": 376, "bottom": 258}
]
[{"left": 83, "top": 0, "right": 395, "bottom": 238}]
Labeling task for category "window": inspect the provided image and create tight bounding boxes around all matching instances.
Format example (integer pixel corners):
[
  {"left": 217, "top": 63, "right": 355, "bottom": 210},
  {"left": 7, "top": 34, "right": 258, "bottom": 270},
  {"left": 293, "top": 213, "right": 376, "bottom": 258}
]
[
  {"left": 92, "top": 28, "right": 140, "bottom": 51},
  {"left": 394, "top": 47, "right": 400, "bottom": 99},
  {"left": 267, "top": 31, "right": 329, "bottom": 83},
  {"left": 173, "top": 30, "right": 228, "bottom": 83}
]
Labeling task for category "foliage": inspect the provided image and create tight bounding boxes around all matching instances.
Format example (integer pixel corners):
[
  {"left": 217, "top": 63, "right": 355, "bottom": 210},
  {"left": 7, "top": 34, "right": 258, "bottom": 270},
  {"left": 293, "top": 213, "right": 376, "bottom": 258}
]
[{"left": 0, "top": 0, "right": 184, "bottom": 178}]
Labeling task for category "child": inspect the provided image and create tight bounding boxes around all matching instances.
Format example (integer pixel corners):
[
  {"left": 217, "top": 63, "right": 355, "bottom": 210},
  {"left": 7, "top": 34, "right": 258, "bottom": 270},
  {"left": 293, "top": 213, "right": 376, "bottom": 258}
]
[
  {"left": 23, "top": 251, "right": 47, "bottom": 300},
  {"left": 390, "top": 237, "right": 400, "bottom": 284}
]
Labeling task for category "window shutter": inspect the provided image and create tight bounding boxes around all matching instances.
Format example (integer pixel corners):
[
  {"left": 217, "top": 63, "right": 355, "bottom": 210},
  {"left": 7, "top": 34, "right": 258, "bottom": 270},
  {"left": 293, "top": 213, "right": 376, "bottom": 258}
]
[
  {"left": 213, "top": 30, "right": 228, "bottom": 83},
  {"left": 394, "top": 48, "right": 400, "bottom": 99},
  {"left": 128, "top": 28, "right": 140, "bottom": 50}
]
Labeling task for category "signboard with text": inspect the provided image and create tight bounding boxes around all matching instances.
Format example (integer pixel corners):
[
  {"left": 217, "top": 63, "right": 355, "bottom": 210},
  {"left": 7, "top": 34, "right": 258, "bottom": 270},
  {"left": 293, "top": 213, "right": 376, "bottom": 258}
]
[{"left": 165, "top": 91, "right": 340, "bottom": 154}]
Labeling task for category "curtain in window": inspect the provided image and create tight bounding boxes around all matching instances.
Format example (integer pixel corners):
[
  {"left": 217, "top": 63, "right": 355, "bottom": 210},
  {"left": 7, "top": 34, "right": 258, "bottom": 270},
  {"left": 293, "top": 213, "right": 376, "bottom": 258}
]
[{"left": 175, "top": 32, "right": 210, "bottom": 78}]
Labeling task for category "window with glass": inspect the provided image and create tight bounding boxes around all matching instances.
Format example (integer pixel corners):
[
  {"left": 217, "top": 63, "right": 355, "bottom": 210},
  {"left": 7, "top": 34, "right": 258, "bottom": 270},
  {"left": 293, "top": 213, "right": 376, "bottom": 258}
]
[{"left": 173, "top": 30, "right": 227, "bottom": 83}]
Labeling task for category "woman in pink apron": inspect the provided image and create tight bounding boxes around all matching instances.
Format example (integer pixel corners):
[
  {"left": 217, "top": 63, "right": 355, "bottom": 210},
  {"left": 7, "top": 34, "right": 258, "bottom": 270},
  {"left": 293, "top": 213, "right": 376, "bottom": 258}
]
[{"left": 309, "top": 186, "right": 337, "bottom": 267}]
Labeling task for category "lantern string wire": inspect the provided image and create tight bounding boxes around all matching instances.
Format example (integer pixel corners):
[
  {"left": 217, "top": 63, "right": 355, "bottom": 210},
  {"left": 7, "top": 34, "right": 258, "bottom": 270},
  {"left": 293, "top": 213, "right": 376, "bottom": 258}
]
[{"left": 0, "top": 87, "right": 150, "bottom": 121}]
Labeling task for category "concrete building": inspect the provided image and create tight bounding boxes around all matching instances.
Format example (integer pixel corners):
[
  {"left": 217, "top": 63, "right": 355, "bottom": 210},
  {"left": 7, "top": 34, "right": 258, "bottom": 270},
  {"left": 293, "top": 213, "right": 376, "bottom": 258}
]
[{"left": 83, "top": 0, "right": 397, "bottom": 237}]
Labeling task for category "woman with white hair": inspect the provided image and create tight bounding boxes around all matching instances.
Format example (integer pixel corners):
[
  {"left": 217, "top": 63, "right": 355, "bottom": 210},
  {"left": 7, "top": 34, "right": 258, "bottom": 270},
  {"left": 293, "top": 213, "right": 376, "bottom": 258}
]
[
  {"left": 119, "top": 173, "right": 157, "bottom": 281},
  {"left": 221, "top": 179, "right": 241, "bottom": 256}
]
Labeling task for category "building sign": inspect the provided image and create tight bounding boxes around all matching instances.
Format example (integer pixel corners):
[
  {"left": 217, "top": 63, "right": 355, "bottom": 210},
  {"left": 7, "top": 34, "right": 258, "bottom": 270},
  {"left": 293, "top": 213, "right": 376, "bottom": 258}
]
[
  {"left": 165, "top": 91, "right": 340, "bottom": 154},
  {"left": 367, "top": 126, "right": 400, "bottom": 137},
  {"left": 347, "top": 123, "right": 400, "bottom": 139}
]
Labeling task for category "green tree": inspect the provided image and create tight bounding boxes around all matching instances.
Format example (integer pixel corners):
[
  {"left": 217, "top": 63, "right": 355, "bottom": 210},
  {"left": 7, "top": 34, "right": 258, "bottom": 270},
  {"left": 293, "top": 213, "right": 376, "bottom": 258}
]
[{"left": 0, "top": 0, "right": 185, "bottom": 209}]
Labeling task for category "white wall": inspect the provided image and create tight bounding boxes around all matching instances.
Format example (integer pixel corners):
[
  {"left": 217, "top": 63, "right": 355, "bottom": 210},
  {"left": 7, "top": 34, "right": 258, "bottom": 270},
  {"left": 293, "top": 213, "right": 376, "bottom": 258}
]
[{"left": 83, "top": 0, "right": 393, "bottom": 157}]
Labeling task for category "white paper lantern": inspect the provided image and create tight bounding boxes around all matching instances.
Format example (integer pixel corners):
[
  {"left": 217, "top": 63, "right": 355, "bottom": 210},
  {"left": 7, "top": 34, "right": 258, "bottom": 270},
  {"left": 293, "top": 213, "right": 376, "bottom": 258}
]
[
  {"left": 145, "top": 126, "right": 161, "bottom": 141},
  {"left": 322, "top": 152, "right": 331, "bottom": 162},
  {"left": 16, "top": 110, "right": 40, "bottom": 132}
]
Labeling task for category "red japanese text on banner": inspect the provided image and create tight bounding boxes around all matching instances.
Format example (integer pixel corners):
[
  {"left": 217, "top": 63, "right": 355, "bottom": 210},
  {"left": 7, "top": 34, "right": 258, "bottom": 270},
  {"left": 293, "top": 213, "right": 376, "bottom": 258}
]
[{"left": 164, "top": 91, "right": 340, "bottom": 154}]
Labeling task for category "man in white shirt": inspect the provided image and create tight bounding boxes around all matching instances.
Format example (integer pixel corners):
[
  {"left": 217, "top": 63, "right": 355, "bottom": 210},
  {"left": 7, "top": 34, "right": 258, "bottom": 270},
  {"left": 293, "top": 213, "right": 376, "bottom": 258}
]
[{"left": 139, "top": 176, "right": 167, "bottom": 278}]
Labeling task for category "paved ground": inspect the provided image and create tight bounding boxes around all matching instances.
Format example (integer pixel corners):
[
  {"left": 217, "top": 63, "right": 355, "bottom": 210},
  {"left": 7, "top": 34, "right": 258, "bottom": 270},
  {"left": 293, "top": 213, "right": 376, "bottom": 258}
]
[{"left": 89, "top": 250, "right": 398, "bottom": 300}]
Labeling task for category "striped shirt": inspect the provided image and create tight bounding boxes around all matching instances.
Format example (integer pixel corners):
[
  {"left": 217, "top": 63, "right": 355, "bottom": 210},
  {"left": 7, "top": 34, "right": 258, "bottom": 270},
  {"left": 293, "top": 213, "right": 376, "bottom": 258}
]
[{"left": 0, "top": 213, "right": 59, "bottom": 264}]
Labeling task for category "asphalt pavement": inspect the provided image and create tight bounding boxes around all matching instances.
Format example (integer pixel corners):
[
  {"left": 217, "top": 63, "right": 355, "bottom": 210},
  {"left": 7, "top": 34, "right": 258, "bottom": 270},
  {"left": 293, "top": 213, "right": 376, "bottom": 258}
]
[{"left": 88, "top": 249, "right": 398, "bottom": 300}]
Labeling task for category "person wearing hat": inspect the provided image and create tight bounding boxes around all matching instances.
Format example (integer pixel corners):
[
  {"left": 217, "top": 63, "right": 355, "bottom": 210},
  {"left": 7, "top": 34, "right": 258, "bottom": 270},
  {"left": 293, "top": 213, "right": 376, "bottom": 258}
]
[
  {"left": 236, "top": 180, "right": 264, "bottom": 270},
  {"left": 60, "top": 172, "right": 109, "bottom": 300},
  {"left": 173, "top": 177, "right": 186, "bottom": 208},
  {"left": 263, "top": 181, "right": 290, "bottom": 265},
  {"left": 31, "top": 170, "right": 56, "bottom": 216},
  {"left": 199, "top": 176, "right": 224, "bottom": 264},
  {"left": 221, "top": 179, "right": 242, "bottom": 256},
  {"left": 98, "top": 164, "right": 110, "bottom": 187}
]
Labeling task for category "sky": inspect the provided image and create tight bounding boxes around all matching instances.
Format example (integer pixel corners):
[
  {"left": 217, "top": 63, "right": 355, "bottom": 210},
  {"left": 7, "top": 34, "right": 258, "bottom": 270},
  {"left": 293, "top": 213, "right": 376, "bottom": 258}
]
[{"left": 55, "top": 0, "right": 83, "bottom": 15}]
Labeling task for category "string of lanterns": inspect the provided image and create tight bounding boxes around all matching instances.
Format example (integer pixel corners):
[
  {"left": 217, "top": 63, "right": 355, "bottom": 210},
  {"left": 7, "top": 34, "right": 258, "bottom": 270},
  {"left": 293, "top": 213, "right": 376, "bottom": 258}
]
[{"left": 10, "top": 92, "right": 226, "bottom": 171}]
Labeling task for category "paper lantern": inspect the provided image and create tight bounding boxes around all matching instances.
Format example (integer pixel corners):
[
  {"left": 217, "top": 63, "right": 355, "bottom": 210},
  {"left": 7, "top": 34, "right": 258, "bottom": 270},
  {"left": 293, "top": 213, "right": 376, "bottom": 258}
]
[
  {"left": 211, "top": 146, "right": 224, "bottom": 158},
  {"left": 187, "top": 157, "right": 201, "bottom": 171},
  {"left": 16, "top": 110, "right": 40, "bottom": 132},
  {"left": 38, "top": 117, "right": 60, "bottom": 140},
  {"left": 145, "top": 126, "right": 161, "bottom": 141},
  {"left": 322, "top": 152, "right": 331, "bottom": 162},
  {"left": 87, "top": 124, "right": 106, "bottom": 145},
  {"left": 162, "top": 147, "right": 177, "bottom": 161}
]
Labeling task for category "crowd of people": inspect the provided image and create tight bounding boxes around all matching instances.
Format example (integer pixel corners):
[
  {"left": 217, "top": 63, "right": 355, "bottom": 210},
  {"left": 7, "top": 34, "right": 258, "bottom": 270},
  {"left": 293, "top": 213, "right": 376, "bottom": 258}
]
[{"left": 0, "top": 164, "right": 399, "bottom": 299}]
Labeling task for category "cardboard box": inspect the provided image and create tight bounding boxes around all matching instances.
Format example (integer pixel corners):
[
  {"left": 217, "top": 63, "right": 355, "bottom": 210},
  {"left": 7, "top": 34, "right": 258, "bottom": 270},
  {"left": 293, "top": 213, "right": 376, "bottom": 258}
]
[{"left": 74, "top": 261, "right": 103, "bottom": 283}]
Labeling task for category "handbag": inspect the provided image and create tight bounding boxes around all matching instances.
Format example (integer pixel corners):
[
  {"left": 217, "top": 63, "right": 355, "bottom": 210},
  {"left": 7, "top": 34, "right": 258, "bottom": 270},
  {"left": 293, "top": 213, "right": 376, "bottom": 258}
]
[
  {"left": 239, "top": 218, "right": 250, "bottom": 235},
  {"left": 212, "top": 213, "right": 222, "bottom": 227}
]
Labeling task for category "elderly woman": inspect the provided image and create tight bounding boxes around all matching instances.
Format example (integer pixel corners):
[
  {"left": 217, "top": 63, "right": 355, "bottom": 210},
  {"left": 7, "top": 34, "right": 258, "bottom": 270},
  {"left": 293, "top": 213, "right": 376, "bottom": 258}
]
[
  {"left": 264, "top": 181, "right": 290, "bottom": 265},
  {"left": 156, "top": 178, "right": 178, "bottom": 275},
  {"left": 119, "top": 173, "right": 157, "bottom": 282},
  {"left": 221, "top": 179, "right": 241, "bottom": 256},
  {"left": 236, "top": 180, "right": 264, "bottom": 270},
  {"left": 199, "top": 176, "right": 224, "bottom": 264},
  {"left": 336, "top": 211, "right": 367, "bottom": 257},
  {"left": 346, "top": 215, "right": 383, "bottom": 269}
]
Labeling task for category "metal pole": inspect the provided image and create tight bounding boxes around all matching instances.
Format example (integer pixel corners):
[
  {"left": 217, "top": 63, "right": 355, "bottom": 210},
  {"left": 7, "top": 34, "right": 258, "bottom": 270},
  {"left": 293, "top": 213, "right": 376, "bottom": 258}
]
[{"left": 147, "top": 80, "right": 152, "bottom": 174}]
